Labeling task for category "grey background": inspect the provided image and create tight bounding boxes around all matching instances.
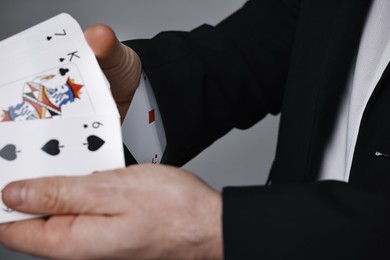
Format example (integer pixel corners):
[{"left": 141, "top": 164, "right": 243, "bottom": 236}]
[{"left": 0, "top": 1, "right": 279, "bottom": 259}]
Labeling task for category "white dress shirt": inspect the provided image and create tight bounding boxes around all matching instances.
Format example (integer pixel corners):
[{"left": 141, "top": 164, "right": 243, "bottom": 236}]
[{"left": 319, "top": 0, "right": 390, "bottom": 181}]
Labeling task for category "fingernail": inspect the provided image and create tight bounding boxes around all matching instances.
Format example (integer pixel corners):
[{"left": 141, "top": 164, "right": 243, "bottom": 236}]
[{"left": 2, "top": 183, "right": 26, "bottom": 207}]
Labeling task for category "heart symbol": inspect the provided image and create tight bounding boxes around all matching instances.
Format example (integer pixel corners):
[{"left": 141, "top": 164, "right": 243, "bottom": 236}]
[
  {"left": 59, "top": 68, "right": 69, "bottom": 76},
  {"left": 41, "top": 139, "right": 63, "bottom": 156},
  {"left": 59, "top": 58, "right": 65, "bottom": 62},
  {"left": 0, "top": 144, "right": 19, "bottom": 161},
  {"left": 47, "top": 36, "right": 52, "bottom": 41},
  {"left": 84, "top": 135, "right": 105, "bottom": 152}
]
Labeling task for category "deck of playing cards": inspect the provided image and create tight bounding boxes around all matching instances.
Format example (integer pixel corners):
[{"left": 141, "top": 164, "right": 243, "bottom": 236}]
[{"left": 0, "top": 13, "right": 125, "bottom": 223}]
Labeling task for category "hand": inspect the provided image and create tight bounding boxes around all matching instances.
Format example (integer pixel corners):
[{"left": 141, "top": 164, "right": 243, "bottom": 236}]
[
  {"left": 0, "top": 164, "right": 222, "bottom": 259},
  {"left": 84, "top": 25, "right": 142, "bottom": 120}
]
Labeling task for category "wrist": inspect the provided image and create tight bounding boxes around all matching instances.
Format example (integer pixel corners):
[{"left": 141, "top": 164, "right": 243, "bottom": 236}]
[
  {"left": 165, "top": 187, "right": 223, "bottom": 260},
  {"left": 203, "top": 191, "right": 223, "bottom": 260},
  {"left": 184, "top": 190, "right": 223, "bottom": 260}
]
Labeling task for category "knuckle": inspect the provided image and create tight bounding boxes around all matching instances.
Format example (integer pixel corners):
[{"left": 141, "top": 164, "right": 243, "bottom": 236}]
[{"left": 39, "top": 178, "right": 65, "bottom": 211}]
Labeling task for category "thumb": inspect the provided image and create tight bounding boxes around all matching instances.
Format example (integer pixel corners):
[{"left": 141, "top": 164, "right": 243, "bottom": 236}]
[
  {"left": 84, "top": 24, "right": 142, "bottom": 118},
  {"left": 1, "top": 173, "right": 122, "bottom": 215}
]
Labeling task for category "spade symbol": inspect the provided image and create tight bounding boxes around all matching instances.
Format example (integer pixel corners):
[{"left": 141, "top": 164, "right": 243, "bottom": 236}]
[
  {"left": 47, "top": 36, "right": 52, "bottom": 41},
  {"left": 41, "top": 139, "right": 63, "bottom": 156},
  {"left": 59, "top": 58, "right": 65, "bottom": 62},
  {"left": 3, "top": 207, "right": 13, "bottom": 213},
  {"left": 59, "top": 68, "right": 69, "bottom": 76},
  {"left": 84, "top": 135, "right": 105, "bottom": 152},
  {"left": 0, "top": 144, "right": 19, "bottom": 161}
]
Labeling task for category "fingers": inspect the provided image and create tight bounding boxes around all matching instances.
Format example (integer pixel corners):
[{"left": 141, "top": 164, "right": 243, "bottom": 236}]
[
  {"left": 1, "top": 170, "right": 127, "bottom": 215},
  {"left": 84, "top": 24, "right": 142, "bottom": 119},
  {"left": 0, "top": 218, "right": 49, "bottom": 256},
  {"left": 0, "top": 215, "right": 117, "bottom": 259},
  {"left": 84, "top": 24, "right": 121, "bottom": 68},
  {"left": 0, "top": 217, "right": 72, "bottom": 258},
  {"left": 0, "top": 164, "right": 223, "bottom": 259}
]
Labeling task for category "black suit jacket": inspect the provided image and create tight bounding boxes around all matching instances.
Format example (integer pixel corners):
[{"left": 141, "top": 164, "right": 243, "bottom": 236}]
[{"left": 125, "top": 0, "right": 390, "bottom": 258}]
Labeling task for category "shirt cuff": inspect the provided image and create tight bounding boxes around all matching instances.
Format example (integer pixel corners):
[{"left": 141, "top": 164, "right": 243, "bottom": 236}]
[{"left": 121, "top": 72, "right": 166, "bottom": 164}]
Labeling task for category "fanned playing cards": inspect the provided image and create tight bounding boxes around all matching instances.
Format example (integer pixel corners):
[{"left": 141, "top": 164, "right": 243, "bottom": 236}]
[{"left": 0, "top": 13, "right": 125, "bottom": 223}]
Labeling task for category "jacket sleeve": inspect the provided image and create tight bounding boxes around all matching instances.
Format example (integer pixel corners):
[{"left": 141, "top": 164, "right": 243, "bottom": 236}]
[
  {"left": 223, "top": 181, "right": 390, "bottom": 259},
  {"left": 124, "top": 0, "right": 300, "bottom": 166}
]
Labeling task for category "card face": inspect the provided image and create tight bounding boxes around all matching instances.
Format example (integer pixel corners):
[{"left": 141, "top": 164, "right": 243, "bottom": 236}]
[
  {"left": 0, "top": 13, "right": 82, "bottom": 59},
  {"left": 0, "top": 13, "right": 125, "bottom": 223},
  {"left": 0, "top": 38, "right": 118, "bottom": 118},
  {"left": 0, "top": 116, "right": 124, "bottom": 179},
  {"left": 122, "top": 73, "right": 166, "bottom": 164},
  {"left": 0, "top": 63, "right": 93, "bottom": 121},
  {"left": 0, "top": 115, "right": 124, "bottom": 223}
]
